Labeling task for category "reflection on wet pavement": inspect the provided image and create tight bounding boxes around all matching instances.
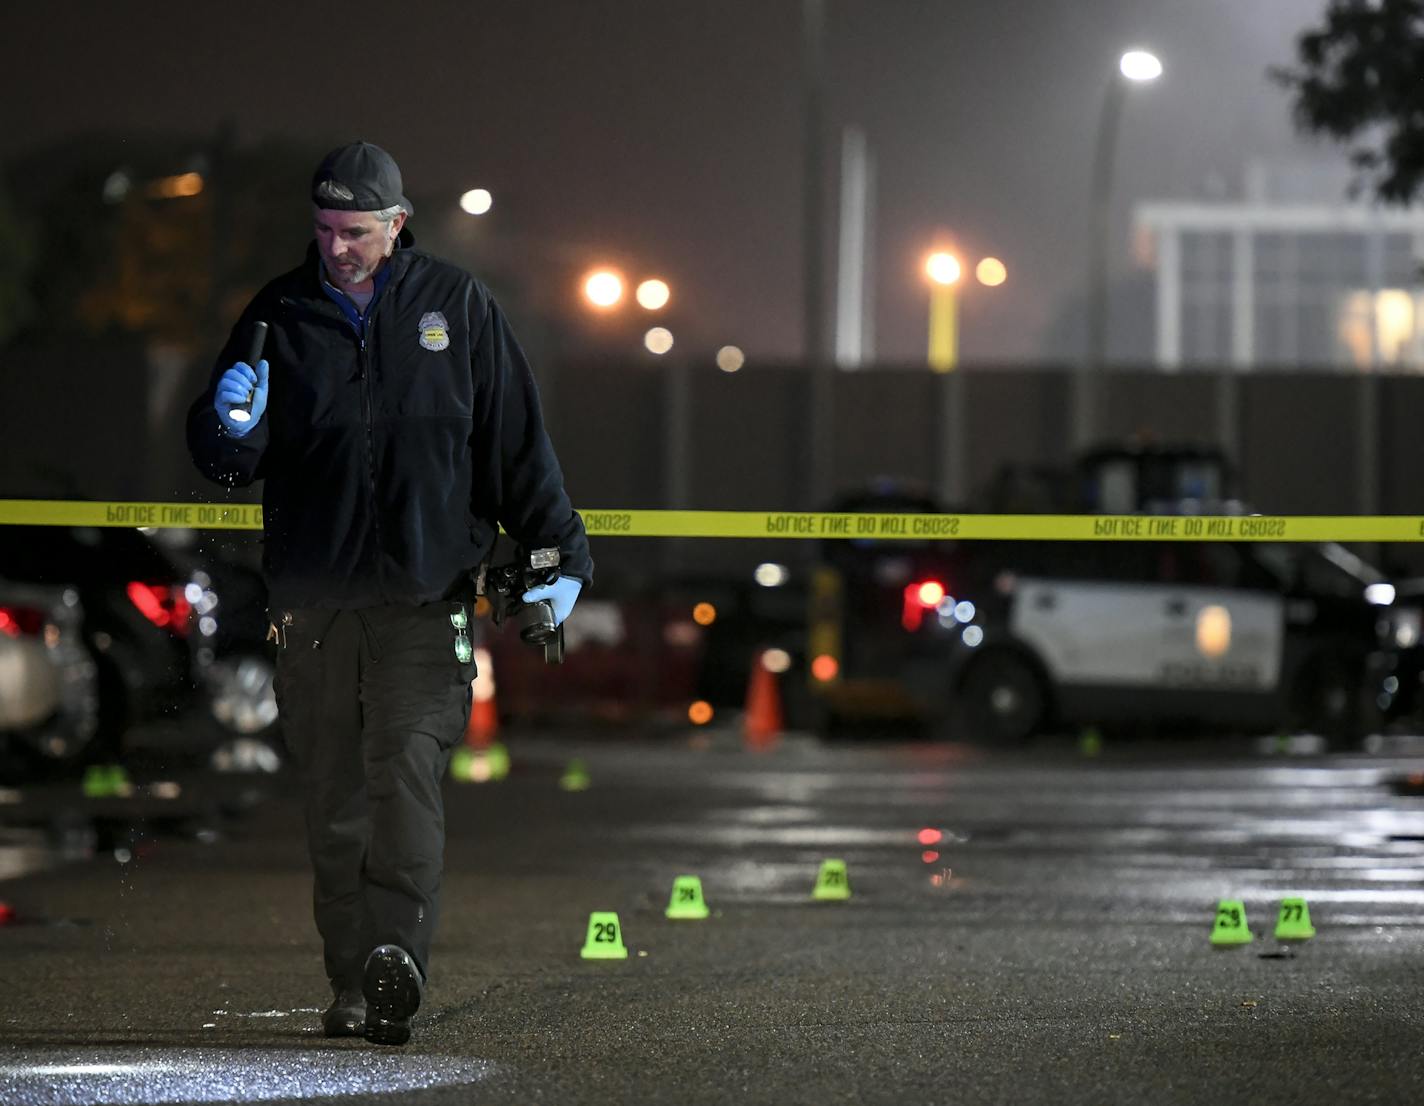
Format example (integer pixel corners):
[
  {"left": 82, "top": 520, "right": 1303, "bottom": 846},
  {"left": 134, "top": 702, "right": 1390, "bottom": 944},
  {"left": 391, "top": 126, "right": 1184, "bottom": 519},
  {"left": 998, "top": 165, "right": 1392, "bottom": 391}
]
[{"left": 0, "top": 1048, "right": 499, "bottom": 1105}]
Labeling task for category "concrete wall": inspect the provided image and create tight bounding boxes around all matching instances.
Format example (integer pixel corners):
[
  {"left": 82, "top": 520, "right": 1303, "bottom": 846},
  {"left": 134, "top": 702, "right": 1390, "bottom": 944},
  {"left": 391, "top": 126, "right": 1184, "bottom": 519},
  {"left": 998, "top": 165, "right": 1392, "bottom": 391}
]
[{"left": 542, "top": 359, "right": 1424, "bottom": 516}]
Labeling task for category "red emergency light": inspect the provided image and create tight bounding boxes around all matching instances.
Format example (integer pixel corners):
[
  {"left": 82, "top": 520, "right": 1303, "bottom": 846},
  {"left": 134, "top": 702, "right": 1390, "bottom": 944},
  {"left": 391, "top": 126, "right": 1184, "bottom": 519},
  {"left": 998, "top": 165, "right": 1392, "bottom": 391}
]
[{"left": 901, "top": 579, "right": 947, "bottom": 632}]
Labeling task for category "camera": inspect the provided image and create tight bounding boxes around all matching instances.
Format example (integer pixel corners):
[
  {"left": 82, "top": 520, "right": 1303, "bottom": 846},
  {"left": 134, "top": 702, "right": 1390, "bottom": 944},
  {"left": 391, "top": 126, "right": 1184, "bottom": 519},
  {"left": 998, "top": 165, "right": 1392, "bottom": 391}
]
[{"left": 477, "top": 546, "right": 565, "bottom": 664}]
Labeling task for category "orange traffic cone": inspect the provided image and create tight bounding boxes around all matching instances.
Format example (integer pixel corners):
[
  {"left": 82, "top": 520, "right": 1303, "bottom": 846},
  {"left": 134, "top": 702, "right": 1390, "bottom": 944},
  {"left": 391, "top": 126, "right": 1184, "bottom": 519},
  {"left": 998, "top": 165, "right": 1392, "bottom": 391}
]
[
  {"left": 743, "top": 650, "right": 784, "bottom": 750},
  {"left": 464, "top": 646, "right": 499, "bottom": 748}
]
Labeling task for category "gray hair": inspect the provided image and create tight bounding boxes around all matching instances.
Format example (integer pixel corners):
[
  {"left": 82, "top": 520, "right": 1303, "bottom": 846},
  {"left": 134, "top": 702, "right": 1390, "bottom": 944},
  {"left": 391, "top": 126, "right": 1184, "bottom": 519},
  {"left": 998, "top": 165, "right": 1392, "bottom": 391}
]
[{"left": 372, "top": 204, "right": 407, "bottom": 225}]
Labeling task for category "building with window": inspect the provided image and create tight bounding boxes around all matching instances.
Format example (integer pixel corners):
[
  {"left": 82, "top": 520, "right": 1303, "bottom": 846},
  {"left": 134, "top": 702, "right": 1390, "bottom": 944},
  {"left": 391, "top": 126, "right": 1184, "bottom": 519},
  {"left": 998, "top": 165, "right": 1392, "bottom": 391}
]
[{"left": 1134, "top": 163, "right": 1424, "bottom": 370}]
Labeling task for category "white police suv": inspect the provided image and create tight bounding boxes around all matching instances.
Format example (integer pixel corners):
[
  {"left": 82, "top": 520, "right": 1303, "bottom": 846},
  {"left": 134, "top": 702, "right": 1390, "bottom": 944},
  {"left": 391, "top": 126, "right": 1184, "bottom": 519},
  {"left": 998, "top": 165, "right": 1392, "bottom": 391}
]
[{"left": 805, "top": 504, "right": 1392, "bottom": 745}]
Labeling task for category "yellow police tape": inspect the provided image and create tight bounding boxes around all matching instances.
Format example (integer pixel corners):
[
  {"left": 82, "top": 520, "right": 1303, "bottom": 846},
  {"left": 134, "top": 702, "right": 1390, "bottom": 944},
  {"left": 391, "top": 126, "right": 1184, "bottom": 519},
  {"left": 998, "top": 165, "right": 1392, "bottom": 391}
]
[
  {"left": 4, "top": 499, "right": 1424, "bottom": 542},
  {"left": 0, "top": 499, "right": 265, "bottom": 530}
]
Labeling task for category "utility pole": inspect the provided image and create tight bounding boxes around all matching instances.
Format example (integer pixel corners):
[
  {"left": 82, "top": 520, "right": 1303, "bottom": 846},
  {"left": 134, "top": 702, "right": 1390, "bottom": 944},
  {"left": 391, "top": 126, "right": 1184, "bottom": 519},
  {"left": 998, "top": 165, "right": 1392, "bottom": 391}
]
[
  {"left": 803, "top": 0, "right": 833, "bottom": 505},
  {"left": 1078, "top": 75, "right": 1123, "bottom": 454},
  {"left": 835, "top": 126, "right": 873, "bottom": 368}
]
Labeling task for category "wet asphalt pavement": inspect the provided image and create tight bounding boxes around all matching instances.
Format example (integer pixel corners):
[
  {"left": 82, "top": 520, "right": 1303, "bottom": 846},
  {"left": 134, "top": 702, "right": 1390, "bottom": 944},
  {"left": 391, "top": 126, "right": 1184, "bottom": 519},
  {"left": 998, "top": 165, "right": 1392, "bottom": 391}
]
[{"left": 3, "top": 730, "right": 1424, "bottom": 1104}]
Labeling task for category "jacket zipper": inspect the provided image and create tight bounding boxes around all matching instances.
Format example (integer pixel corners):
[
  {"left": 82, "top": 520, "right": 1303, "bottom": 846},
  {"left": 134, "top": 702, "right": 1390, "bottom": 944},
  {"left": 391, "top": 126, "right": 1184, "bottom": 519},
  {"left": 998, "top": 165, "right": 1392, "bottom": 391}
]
[{"left": 358, "top": 321, "right": 384, "bottom": 580}]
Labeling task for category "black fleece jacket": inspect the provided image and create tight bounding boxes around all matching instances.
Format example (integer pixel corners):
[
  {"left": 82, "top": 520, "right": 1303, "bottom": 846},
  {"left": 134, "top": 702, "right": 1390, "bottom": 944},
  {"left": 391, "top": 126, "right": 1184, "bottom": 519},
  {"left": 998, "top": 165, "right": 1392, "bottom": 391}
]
[{"left": 186, "top": 232, "right": 592, "bottom": 610}]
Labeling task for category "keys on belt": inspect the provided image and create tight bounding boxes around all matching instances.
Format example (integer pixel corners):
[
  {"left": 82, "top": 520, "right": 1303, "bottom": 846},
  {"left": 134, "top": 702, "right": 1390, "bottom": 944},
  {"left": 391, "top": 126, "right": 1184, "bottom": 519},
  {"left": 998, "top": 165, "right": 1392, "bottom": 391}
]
[{"left": 266, "top": 611, "right": 294, "bottom": 649}]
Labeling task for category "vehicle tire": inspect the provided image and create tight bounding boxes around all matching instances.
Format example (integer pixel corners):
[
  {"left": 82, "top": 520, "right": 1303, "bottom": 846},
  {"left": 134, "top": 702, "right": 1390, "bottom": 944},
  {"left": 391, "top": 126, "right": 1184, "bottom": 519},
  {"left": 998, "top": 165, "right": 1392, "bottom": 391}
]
[
  {"left": 1295, "top": 652, "right": 1371, "bottom": 750},
  {"left": 86, "top": 652, "right": 129, "bottom": 765},
  {"left": 777, "top": 667, "right": 815, "bottom": 733},
  {"left": 799, "top": 694, "right": 838, "bottom": 736},
  {"left": 952, "top": 651, "right": 1047, "bottom": 746},
  {"left": 205, "top": 652, "right": 280, "bottom": 740},
  {"left": 0, "top": 738, "right": 37, "bottom": 786}
]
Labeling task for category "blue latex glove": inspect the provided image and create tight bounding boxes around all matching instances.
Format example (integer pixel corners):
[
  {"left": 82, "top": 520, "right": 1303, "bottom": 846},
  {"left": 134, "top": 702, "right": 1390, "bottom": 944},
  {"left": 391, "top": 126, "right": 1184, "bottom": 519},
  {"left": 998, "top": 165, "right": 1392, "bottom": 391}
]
[
  {"left": 215, "top": 360, "right": 270, "bottom": 437},
  {"left": 523, "top": 577, "right": 583, "bottom": 626}
]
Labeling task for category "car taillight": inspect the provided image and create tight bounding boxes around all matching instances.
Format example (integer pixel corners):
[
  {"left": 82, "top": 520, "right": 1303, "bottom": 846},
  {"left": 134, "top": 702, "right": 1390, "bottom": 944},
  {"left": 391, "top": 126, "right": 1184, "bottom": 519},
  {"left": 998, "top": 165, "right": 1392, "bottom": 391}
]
[
  {"left": 0, "top": 606, "right": 45, "bottom": 638},
  {"left": 901, "top": 579, "right": 947, "bottom": 632},
  {"left": 126, "top": 581, "right": 193, "bottom": 636}
]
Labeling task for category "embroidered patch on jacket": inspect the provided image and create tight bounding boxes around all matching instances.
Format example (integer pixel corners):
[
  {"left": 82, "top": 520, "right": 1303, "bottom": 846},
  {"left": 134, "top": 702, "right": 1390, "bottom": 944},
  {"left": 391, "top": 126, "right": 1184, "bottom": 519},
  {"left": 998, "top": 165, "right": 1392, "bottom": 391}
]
[{"left": 418, "top": 311, "right": 451, "bottom": 352}]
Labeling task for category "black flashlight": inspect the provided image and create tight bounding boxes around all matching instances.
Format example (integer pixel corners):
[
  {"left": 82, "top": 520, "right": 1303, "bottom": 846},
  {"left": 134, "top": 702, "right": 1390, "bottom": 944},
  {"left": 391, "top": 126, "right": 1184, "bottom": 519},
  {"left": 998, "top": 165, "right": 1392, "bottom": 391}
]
[{"left": 227, "top": 320, "right": 268, "bottom": 425}]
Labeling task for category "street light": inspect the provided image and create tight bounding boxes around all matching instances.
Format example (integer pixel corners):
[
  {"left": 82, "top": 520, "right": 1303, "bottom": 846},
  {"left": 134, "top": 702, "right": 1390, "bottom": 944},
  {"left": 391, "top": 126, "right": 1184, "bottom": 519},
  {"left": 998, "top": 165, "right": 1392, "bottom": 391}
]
[
  {"left": 644, "top": 327, "right": 674, "bottom": 355},
  {"left": 716, "top": 345, "right": 746, "bottom": 373},
  {"left": 923, "top": 251, "right": 1007, "bottom": 370},
  {"left": 636, "top": 278, "right": 670, "bottom": 310},
  {"left": 1119, "top": 50, "right": 1163, "bottom": 82},
  {"left": 976, "top": 257, "right": 1007, "bottom": 287},
  {"left": 1080, "top": 47, "right": 1162, "bottom": 447},
  {"left": 459, "top": 188, "right": 493, "bottom": 215},
  {"left": 926, "top": 251, "right": 961, "bottom": 287},
  {"left": 583, "top": 269, "right": 625, "bottom": 309}
]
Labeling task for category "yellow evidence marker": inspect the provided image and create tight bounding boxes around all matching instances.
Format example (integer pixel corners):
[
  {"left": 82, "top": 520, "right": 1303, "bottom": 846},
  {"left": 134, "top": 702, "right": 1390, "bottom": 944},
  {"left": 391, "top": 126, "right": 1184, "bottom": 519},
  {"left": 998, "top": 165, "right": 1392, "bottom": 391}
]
[
  {"left": 107, "top": 764, "right": 132, "bottom": 797},
  {"left": 1210, "top": 899, "right": 1253, "bottom": 947},
  {"left": 813, "top": 859, "right": 851, "bottom": 901},
  {"left": 448, "top": 747, "right": 476, "bottom": 783},
  {"left": 1273, "top": 898, "right": 1316, "bottom": 942},
  {"left": 580, "top": 911, "right": 629, "bottom": 959},
  {"left": 82, "top": 764, "right": 112, "bottom": 799},
  {"left": 560, "top": 759, "right": 591, "bottom": 792},
  {"left": 665, "top": 875, "right": 711, "bottom": 920}
]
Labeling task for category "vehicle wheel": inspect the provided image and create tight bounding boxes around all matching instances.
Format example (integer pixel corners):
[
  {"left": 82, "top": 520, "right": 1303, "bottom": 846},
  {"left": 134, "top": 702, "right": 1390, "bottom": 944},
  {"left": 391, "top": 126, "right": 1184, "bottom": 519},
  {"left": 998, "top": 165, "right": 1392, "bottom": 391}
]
[
  {"left": 780, "top": 680, "right": 831, "bottom": 734},
  {"left": 799, "top": 694, "right": 838, "bottom": 736},
  {"left": 85, "top": 653, "right": 129, "bottom": 765},
  {"left": 953, "top": 651, "right": 1046, "bottom": 746},
  {"left": 206, "top": 653, "right": 280, "bottom": 739},
  {"left": 0, "top": 739, "right": 38, "bottom": 786},
  {"left": 1295, "top": 653, "right": 1371, "bottom": 750}
]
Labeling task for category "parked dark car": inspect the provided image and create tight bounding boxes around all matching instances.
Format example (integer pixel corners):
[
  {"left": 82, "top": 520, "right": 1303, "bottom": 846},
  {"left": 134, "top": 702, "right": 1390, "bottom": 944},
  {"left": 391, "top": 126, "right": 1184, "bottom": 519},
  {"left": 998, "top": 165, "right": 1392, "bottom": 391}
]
[
  {"left": 0, "top": 525, "right": 204, "bottom": 760},
  {"left": 0, "top": 579, "right": 100, "bottom": 773}
]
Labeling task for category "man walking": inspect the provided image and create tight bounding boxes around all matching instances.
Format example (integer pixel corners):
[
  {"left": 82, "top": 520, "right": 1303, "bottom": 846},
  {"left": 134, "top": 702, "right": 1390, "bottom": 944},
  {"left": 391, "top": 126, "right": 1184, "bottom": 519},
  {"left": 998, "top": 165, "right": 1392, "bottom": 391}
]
[{"left": 187, "top": 141, "right": 591, "bottom": 1046}]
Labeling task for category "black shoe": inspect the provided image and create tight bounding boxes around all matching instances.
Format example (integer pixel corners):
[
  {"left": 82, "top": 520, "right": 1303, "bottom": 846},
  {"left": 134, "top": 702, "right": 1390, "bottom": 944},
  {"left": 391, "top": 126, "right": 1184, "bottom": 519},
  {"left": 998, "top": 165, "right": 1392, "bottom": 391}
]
[
  {"left": 362, "top": 944, "right": 424, "bottom": 1046},
  {"left": 322, "top": 985, "right": 366, "bottom": 1038}
]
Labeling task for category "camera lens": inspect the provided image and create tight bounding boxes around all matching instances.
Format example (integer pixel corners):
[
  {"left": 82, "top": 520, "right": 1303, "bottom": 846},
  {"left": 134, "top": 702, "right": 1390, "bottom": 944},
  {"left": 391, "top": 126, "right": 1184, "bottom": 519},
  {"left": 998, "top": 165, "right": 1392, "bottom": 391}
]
[{"left": 519, "top": 600, "right": 557, "bottom": 644}]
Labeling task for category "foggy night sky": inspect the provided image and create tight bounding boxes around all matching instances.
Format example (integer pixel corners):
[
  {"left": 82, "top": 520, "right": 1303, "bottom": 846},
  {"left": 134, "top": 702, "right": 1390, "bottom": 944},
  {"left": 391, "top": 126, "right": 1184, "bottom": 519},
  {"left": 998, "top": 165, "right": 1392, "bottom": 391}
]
[{"left": 6, "top": 0, "right": 1336, "bottom": 364}]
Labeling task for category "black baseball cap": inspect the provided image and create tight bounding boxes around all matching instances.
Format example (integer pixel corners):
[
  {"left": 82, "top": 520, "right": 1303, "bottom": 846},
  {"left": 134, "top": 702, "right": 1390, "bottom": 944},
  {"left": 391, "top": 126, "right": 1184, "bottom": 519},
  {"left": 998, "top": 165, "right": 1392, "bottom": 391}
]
[{"left": 311, "top": 141, "right": 415, "bottom": 216}]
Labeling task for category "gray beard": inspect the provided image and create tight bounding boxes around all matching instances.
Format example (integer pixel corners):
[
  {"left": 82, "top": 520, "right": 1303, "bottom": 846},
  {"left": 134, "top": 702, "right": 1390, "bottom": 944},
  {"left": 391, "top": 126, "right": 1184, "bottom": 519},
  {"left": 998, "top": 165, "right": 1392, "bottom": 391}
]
[
  {"left": 333, "top": 263, "right": 373, "bottom": 286},
  {"left": 327, "top": 237, "right": 394, "bottom": 288}
]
